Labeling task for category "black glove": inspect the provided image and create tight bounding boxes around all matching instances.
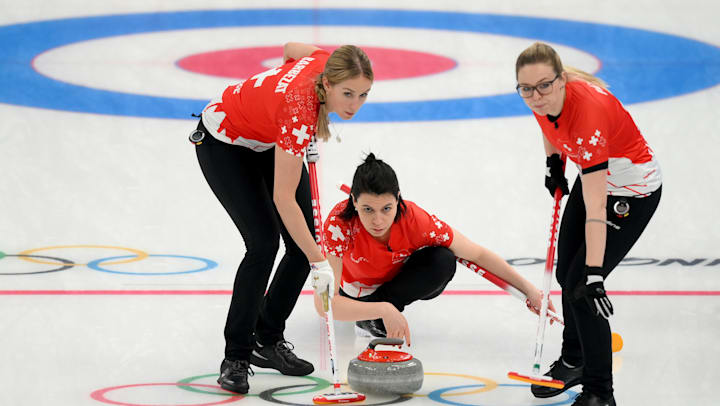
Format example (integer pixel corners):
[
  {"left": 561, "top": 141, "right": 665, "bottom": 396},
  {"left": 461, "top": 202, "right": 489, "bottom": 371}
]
[
  {"left": 545, "top": 154, "right": 569, "bottom": 198},
  {"left": 582, "top": 266, "right": 614, "bottom": 319}
]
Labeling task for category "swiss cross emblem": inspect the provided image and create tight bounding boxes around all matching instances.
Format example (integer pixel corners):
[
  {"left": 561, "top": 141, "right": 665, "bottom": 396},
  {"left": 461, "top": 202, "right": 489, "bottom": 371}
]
[
  {"left": 328, "top": 224, "right": 345, "bottom": 241},
  {"left": 292, "top": 125, "right": 312, "bottom": 145},
  {"left": 590, "top": 130, "right": 600, "bottom": 146},
  {"left": 281, "top": 126, "right": 287, "bottom": 134},
  {"left": 576, "top": 137, "right": 583, "bottom": 145},
  {"left": 251, "top": 68, "right": 281, "bottom": 88},
  {"left": 583, "top": 151, "right": 593, "bottom": 161}
]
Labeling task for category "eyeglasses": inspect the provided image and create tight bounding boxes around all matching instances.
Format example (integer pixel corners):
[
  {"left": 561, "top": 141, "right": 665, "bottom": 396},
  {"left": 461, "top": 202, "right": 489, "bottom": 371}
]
[{"left": 516, "top": 75, "right": 560, "bottom": 98}]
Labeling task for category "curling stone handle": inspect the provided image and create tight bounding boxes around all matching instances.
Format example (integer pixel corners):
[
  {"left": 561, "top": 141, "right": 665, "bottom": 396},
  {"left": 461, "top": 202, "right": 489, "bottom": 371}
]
[{"left": 368, "top": 338, "right": 404, "bottom": 349}]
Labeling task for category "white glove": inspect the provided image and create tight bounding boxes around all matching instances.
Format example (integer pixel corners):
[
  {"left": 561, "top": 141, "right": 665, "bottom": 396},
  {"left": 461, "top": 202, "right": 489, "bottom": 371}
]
[
  {"left": 306, "top": 140, "right": 319, "bottom": 163},
  {"left": 310, "top": 260, "right": 334, "bottom": 298}
]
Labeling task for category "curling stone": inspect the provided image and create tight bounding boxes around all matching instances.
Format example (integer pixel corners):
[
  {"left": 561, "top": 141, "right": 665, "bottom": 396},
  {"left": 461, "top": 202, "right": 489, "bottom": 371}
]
[{"left": 347, "top": 338, "right": 423, "bottom": 395}]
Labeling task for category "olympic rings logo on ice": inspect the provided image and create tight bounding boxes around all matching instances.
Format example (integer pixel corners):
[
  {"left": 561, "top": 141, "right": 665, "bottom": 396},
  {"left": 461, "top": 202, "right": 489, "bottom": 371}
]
[
  {"left": 0, "top": 245, "right": 217, "bottom": 276},
  {"left": 89, "top": 372, "right": 578, "bottom": 406}
]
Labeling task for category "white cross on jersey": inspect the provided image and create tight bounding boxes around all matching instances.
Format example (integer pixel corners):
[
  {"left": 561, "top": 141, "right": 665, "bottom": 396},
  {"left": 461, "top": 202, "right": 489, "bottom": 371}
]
[
  {"left": 583, "top": 151, "right": 593, "bottom": 161},
  {"left": 292, "top": 125, "right": 312, "bottom": 145},
  {"left": 328, "top": 224, "right": 345, "bottom": 241},
  {"left": 251, "top": 67, "right": 281, "bottom": 88}
]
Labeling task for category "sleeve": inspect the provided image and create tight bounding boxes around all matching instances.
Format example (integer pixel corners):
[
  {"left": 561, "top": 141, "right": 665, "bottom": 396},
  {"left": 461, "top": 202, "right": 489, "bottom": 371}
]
[
  {"left": 311, "top": 49, "right": 331, "bottom": 58},
  {"left": 275, "top": 79, "right": 319, "bottom": 159},
  {"left": 323, "top": 201, "right": 351, "bottom": 258},
  {"left": 407, "top": 202, "right": 454, "bottom": 247},
  {"left": 572, "top": 101, "right": 610, "bottom": 174}
]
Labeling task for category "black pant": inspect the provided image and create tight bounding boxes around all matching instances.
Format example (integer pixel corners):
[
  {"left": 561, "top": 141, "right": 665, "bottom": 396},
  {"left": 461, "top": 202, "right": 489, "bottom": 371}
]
[
  {"left": 340, "top": 246, "right": 457, "bottom": 312},
  {"left": 556, "top": 176, "right": 661, "bottom": 398},
  {"left": 194, "top": 121, "right": 314, "bottom": 360}
]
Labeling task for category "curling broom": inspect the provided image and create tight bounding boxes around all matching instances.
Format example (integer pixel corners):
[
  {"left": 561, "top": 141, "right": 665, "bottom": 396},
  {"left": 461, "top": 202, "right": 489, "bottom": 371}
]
[
  {"left": 507, "top": 164, "right": 566, "bottom": 389},
  {"left": 307, "top": 140, "right": 366, "bottom": 404}
]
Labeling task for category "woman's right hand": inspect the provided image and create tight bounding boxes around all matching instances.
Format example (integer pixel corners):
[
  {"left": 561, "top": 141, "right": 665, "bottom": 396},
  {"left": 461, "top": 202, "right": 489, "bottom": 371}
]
[
  {"left": 380, "top": 303, "right": 412, "bottom": 346},
  {"left": 310, "top": 260, "right": 334, "bottom": 298}
]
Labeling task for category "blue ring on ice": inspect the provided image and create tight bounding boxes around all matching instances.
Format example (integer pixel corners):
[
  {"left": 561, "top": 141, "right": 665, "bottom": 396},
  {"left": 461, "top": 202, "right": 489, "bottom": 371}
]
[{"left": 0, "top": 9, "right": 718, "bottom": 121}]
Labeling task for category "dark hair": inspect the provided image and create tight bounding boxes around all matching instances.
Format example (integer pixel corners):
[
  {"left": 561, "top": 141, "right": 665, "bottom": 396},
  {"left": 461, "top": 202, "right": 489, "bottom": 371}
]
[{"left": 339, "top": 153, "right": 407, "bottom": 222}]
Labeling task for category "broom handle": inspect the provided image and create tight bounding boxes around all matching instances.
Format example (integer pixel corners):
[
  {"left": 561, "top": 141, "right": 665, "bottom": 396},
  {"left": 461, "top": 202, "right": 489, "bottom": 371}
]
[
  {"left": 457, "top": 258, "right": 563, "bottom": 325},
  {"left": 337, "top": 183, "right": 563, "bottom": 325},
  {"left": 307, "top": 147, "right": 342, "bottom": 394},
  {"left": 532, "top": 157, "right": 565, "bottom": 374}
]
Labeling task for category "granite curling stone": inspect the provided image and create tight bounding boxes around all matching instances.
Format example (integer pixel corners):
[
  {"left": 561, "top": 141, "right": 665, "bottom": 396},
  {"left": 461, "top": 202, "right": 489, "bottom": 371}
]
[{"left": 347, "top": 338, "right": 423, "bottom": 395}]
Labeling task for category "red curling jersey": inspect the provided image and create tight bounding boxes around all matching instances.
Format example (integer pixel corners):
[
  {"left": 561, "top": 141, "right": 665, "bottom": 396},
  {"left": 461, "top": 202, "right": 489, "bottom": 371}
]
[
  {"left": 534, "top": 80, "right": 662, "bottom": 197},
  {"left": 323, "top": 200, "right": 454, "bottom": 298},
  {"left": 201, "top": 50, "right": 330, "bottom": 158}
]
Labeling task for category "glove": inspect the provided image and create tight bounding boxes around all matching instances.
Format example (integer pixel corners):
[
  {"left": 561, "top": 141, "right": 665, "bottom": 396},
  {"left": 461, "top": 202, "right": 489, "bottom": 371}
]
[
  {"left": 545, "top": 154, "right": 569, "bottom": 198},
  {"left": 306, "top": 139, "right": 319, "bottom": 163},
  {"left": 310, "top": 260, "right": 334, "bottom": 298},
  {"left": 583, "top": 266, "right": 614, "bottom": 319}
]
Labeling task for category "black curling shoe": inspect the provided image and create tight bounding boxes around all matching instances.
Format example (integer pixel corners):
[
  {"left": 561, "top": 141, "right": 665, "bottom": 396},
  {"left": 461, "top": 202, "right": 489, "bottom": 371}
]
[
  {"left": 218, "top": 359, "right": 253, "bottom": 394},
  {"left": 354, "top": 318, "right": 387, "bottom": 338},
  {"left": 249, "top": 340, "right": 314, "bottom": 376},
  {"left": 572, "top": 391, "right": 616, "bottom": 406},
  {"left": 531, "top": 358, "right": 583, "bottom": 398}
]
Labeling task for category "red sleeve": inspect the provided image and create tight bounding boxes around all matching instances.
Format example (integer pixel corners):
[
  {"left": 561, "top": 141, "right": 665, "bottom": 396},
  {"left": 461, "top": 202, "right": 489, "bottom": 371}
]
[
  {"left": 323, "top": 201, "right": 351, "bottom": 258},
  {"left": 275, "top": 81, "right": 319, "bottom": 158},
  {"left": 311, "top": 49, "right": 331, "bottom": 58},
  {"left": 571, "top": 87, "right": 611, "bottom": 173},
  {"left": 405, "top": 202, "right": 454, "bottom": 248},
  {"left": 275, "top": 52, "right": 329, "bottom": 158}
]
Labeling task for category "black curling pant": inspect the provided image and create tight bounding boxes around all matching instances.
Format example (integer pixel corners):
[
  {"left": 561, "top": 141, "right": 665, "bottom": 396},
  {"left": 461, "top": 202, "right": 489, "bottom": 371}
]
[
  {"left": 340, "top": 246, "right": 457, "bottom": 312},
  {"left": 194, "top": 121, "right": 314, "bottom": 361},
  {"left": 556, "top": 176, "right": 661, "bottom": 398}
]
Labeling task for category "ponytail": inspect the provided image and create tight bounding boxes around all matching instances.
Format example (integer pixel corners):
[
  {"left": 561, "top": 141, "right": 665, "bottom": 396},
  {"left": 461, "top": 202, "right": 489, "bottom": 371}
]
[
  {"left": 564, "top": 66, "right": 608, "bottom": 90},
  {"left": 314, "top": 74, "right": 330, "bottom": 141}
]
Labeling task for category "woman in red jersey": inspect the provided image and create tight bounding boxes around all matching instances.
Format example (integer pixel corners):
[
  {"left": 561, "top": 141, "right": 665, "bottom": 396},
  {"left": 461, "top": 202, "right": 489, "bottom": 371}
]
[
  {"left": 192, "top": 42, "right": 373, "bottom": 394},
  {"left": 316, "top": 153, "right": 555, "bottom": 346},
  {"left": 515, "top": 42, "right": 662, "bottom": 406}
]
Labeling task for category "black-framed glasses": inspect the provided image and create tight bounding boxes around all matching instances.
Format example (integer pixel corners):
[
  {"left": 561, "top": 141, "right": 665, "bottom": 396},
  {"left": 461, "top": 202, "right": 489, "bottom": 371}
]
[{"left": 516, "top": 75, "right": 560, "bottom": 98}]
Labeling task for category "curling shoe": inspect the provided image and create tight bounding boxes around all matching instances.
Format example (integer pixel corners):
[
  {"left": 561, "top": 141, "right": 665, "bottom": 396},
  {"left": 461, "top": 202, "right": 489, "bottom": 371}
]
[
  {"left": 250, "top": 340, "right": 314, "bottom": 376},
  {"left": 354, "top": 318, "right": 387, "bottom": 338},
  {"left": 218, "top": 359, "right": 253, "bottom": 394},
  {"left": 571, "top": 390, "right": 616, "bottom": 406},
  {"left": 531, "top": 357, "right": 583, "bottom": 398}
]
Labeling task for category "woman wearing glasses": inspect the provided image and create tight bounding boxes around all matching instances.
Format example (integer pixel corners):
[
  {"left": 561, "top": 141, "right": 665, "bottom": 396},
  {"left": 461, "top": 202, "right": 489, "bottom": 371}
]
[{"left": 514, "top": 42, "right": 662, "bottom": 406}]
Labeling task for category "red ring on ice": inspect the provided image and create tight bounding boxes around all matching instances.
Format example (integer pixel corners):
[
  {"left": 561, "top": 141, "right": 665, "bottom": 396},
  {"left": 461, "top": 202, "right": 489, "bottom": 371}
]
[
  {"left": 90, "top": 383, "right": 243, "bottom": 406},
  {"left": 176, "top": 45, "right": 457, "bottom": 80}
]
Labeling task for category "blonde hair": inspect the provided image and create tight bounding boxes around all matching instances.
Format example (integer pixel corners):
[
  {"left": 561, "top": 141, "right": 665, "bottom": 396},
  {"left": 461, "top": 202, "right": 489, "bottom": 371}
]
[
  {"left": 314, "top": 45, "right": 373, "bottom": 141},
  {"left": 516, "top": 42, "right": 607, "bottom": 90}
]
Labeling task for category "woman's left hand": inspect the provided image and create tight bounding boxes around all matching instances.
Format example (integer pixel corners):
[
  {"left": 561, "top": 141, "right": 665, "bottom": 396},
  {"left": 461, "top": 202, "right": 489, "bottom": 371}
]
[{"left": 525, "top": 290, "right": 557, "bottom": 324}]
